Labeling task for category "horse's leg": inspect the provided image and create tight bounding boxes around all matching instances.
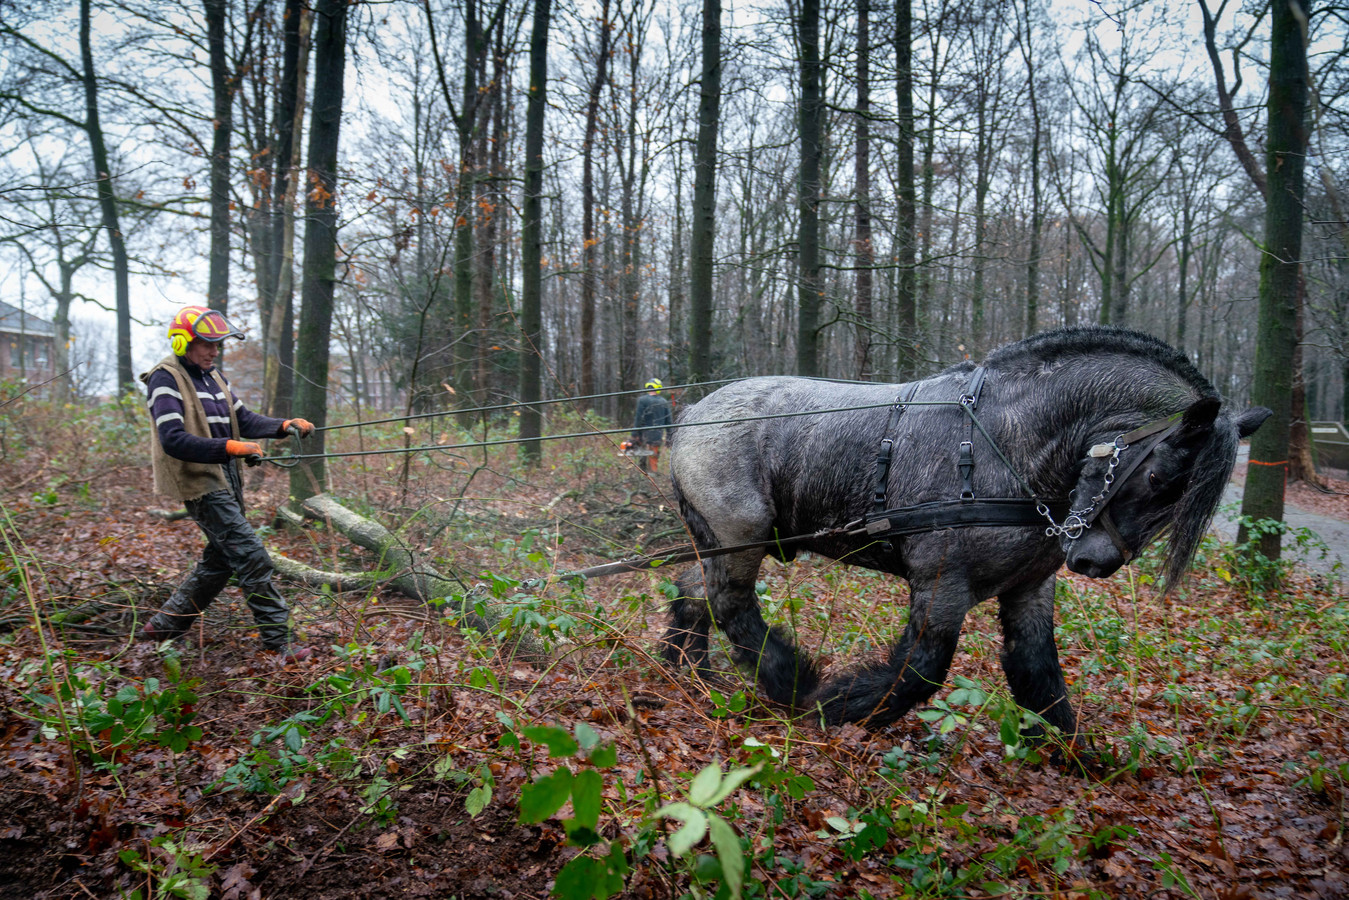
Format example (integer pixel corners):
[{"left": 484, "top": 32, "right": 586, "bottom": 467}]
[
  {"left": 661, "top": 498, "right": 724, "bottom": 671},
  {"left": 707, "top": 548, "right": 819, "bottom": 706},
  {"left": 664, "top": 473, "right": 817, "bottom": 705},
  {"left": 997, "top": 574, "right": 1077, "bottom": 737},
  {"left": 809, "top": 582, "right": 971, "bottom": 728},
  {"left": 662, "top": 565, "right": 713, "bottom": 671}
]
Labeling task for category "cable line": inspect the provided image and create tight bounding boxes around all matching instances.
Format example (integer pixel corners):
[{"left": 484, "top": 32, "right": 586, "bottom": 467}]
[
  {"left": 263, "top": 398, "right": 980, "bottom": 464},
  {"left": 315, "top": 377, "right": 744, "bottom": 433}
]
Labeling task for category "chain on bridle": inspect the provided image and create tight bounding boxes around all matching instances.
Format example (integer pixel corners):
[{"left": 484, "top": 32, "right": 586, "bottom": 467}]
[{"left": 1040, "top": 413, "right": 1186, "bottom": 557}]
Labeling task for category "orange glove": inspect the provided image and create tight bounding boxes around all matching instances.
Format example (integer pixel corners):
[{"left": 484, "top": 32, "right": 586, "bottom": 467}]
[
  {"left": 282, "top": 417, "right": 315, "bottom": 437},
  {"left": 225, "top": 440, "right": 264, "bottom": 459}
]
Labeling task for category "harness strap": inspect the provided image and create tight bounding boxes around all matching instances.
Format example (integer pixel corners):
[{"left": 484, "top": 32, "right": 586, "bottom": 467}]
[
  {"left": 959, "top": 367, "right": 987, "bottom": 501},
  {"left": 863, "top": 498, "right": 1070, "bottom": 539},
  {"left": 1080, "top": 414, "right": 1186, "bottom": 560},
  {"left": 555, "top": 495, "right": 1077, "bottom": 585},
  {"left": 871, "top": 383, "right": 921, "bottom": 517}
]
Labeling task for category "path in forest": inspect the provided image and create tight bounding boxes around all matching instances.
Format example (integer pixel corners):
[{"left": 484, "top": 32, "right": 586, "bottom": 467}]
[{"left": 1212, "top": 447, "right": 1349, "bottom": 577}]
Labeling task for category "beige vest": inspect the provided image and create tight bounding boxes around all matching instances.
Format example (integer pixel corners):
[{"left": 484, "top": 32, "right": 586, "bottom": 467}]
[{"left": 141, "top": 354, "right": 241, "bottom": 501}]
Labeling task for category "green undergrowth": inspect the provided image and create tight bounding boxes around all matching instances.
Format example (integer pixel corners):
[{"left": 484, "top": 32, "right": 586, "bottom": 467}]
[{"left": 3, "top": 450, "right": 1347, "bottom": 900}]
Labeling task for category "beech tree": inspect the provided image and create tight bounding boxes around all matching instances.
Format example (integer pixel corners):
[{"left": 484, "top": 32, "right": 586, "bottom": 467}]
[
  {"left": 795, "top": 0, "right": 822, "bottom": 376},
  {"left": 687, "top": 0, "right": 720, "bottom": 386},
  {"left": 578, "top": 0, "right": 611, "bottom": 403}
]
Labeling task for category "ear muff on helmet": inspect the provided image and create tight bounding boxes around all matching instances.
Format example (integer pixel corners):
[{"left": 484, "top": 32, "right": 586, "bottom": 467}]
[{"left": 168, "top": 306, "right": 245, "bottom": 355}]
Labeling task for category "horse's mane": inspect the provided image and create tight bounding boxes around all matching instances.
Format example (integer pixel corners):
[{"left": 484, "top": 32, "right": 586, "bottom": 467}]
[{"left": 984, "top": 326, "right": 1217, "bottom": 398}]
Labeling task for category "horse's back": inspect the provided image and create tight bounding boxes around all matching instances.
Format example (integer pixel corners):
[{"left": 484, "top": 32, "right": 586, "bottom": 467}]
[{"left": 670, "top": 377, "right": 912, "bottom": 546}]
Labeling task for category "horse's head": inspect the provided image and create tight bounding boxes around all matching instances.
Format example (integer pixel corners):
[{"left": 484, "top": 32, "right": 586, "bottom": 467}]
[{"left": 1062, "top": 398, "right": 1271, "bottom": 581}]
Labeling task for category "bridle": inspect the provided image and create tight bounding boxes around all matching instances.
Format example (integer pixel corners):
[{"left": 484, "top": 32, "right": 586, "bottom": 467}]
[{"left": 1042, "top": 413, "right": 1186, "bottom": 561}]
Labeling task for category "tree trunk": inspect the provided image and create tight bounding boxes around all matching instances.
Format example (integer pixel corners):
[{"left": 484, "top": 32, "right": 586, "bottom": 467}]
[
  {"left": 580, "top": 0, "right": 611, "bottom": 403},
  {"left": 971, "top": 79, "right": 989, "bottom": 347},
  {"left": 894, "top": 0, "right": 917, "bottom": 376},
  {"left": 796, "top": 0, "right": 822, "bottom": 377},
  {"left": 618, "top": 60, "right": 640, "bottom": 420},
  {"left": 687, "top": 0, "right": 721, "bottom": 386},
  {"left": 1177, "top": 204, "right": 1193, "bottom": 350},
  {"left": 475, "top": 37, "right": 505, "bottom": 405},
  {"left": 289, "top": 494, "right": 544, "bottom": 659},
  {"left": 204, "top": 0, "right": 233, "bottom": 317},
  {"left": 53, "top": 262, "right": 76, "bottom": 406},
  {"left": 290, "top": 0, "right": 347, "bottom": 505},
  {"left": 1288, "top": 273, "right": 1319, "bottom": 482},
  {"left": 1238, "top": 0, "right": 1310, "bottom": 559},
  {"left": 852, "top": 0, "right": 873, "bottom": 379},
  {"left": 264, "top": 0, "right": 311, "bottom": 416},
  {"left": 519, "top": 0, "right": 551, "bottom": 465},
  {"left": 667, "top": 142, "right": 686, "bottom": 384},
  {"left": 79, "top": 0, "right": 132, "bottom": 391},
  {"left": 1018, "top": 0, "right": 1042, "bottom": 337}
]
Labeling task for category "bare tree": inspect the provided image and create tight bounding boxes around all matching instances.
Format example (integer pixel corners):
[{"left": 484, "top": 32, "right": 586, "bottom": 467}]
[
  {"left": 519, "top": 0, "right": 551, "bottom": 464},
  {"left": 290, "top": 0, "right": 349, "bottom": 504},
  {"left": 687, "top": 0, "right": 721, "bottom": 385},
  {"left": 1240, "top": 0, "right": 1312, "bottom": 559},
  {"left": 796, "top": 0, "right": 822, "bottom": 376}
]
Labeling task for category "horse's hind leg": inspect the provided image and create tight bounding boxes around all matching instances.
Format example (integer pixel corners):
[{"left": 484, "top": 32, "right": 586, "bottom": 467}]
[
  {"left": 695, "top": 549, "right": 818, "bottom": 706},
  {"left": 810, "top": 584, "right": 969, "bottom": 728},
  {"left": 998, "top": 575, "right": 1077, "bottom": 737},
  {"left": 663, "top": 550, "right": 819, "bottom": 705},
  {"left": 662, "top": 566, "right": 712, "bottom": 671}
]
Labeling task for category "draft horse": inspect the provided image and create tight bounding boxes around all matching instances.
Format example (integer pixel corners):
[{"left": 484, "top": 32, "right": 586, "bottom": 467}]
[{"left": 665, "top": 326, "right": 1270, "bottom": 732}]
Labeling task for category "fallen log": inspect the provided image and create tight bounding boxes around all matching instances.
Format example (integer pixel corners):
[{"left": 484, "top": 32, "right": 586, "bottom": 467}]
[
  {"left": 269, "top": 554, "right": 385, "bottom": 593},
  {"left": 0, "top": 598, "right": 116, "bottom": 634},
  {"left": 288, "top": 493, "right": 546, "bottom": 660}
]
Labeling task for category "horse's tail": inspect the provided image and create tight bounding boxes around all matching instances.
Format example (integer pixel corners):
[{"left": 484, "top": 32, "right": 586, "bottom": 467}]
[{"left": 671, "top": 485, "right": 821, "bottom": 709}]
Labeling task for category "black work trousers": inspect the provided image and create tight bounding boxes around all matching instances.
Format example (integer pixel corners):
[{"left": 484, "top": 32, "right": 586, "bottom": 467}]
[{"left": 148, "top": 463, "right": 291, "bottom": 649}]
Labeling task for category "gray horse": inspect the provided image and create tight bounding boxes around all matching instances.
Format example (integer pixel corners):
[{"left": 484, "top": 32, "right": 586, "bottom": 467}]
[{"left": 665, "top": 327, "right": 1270, "bottom": 732}]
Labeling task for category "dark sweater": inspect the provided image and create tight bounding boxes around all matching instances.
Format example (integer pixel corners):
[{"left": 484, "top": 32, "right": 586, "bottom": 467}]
[{"left": 145, "top": 362, "right": 285, "bottom": 464}]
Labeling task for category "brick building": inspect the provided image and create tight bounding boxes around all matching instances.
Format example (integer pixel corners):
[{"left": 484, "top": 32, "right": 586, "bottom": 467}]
[{"left": 0, "top": 300, "right": 56, "bottom": 383}]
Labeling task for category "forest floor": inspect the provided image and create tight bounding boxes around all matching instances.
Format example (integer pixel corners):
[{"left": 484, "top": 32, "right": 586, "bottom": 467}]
[{"left": 1, "top": 404, "right": 1347, "bottom": 900}]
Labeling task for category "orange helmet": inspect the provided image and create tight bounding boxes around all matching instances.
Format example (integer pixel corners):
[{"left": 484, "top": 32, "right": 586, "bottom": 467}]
[{"left": 168, "top": 306, "right": 245, "bottom": 356}]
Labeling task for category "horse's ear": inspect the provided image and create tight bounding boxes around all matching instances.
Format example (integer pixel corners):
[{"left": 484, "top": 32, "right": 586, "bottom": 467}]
[
  {"left": 1234, "top": 406, "right": 1273, "bottom": 439},
  {"left": 1179, "top": 397, "right": 1220, "bottom": 434}
]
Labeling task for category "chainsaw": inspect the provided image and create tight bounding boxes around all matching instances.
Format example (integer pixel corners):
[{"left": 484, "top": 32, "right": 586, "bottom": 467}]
[{"left": 618, "top": 439, "right": 655, "bottom": 458}]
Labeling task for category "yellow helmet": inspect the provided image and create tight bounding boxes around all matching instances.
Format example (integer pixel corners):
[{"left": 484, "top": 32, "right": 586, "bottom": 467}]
[
  {"left": 644, "top": 379, "right": 663, "bottom": 391},
  {"left": 168, "top": 306, "right": 245, "bottom": 356}
]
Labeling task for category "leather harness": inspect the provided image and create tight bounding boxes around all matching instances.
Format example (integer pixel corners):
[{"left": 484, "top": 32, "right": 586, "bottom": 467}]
[
  {"left": 858, "top": 367, "right": 1184, "bottom": 563},
  {"left": 537, "top": 370, "right": 1188, "bottom": 585}
]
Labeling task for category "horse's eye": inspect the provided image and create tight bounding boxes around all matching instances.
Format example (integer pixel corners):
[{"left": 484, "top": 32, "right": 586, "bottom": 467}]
[{"left": 1148, "top": 471, "right": 1161, "bottom": 489}]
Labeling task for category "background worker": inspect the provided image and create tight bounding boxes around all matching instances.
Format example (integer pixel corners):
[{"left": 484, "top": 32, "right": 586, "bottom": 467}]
[
  {"left": 139, "top": 305, "right": 314, "bottom": 660},
  {"left": 631, "top": 379, "right": 674, "bottom": 473}
]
